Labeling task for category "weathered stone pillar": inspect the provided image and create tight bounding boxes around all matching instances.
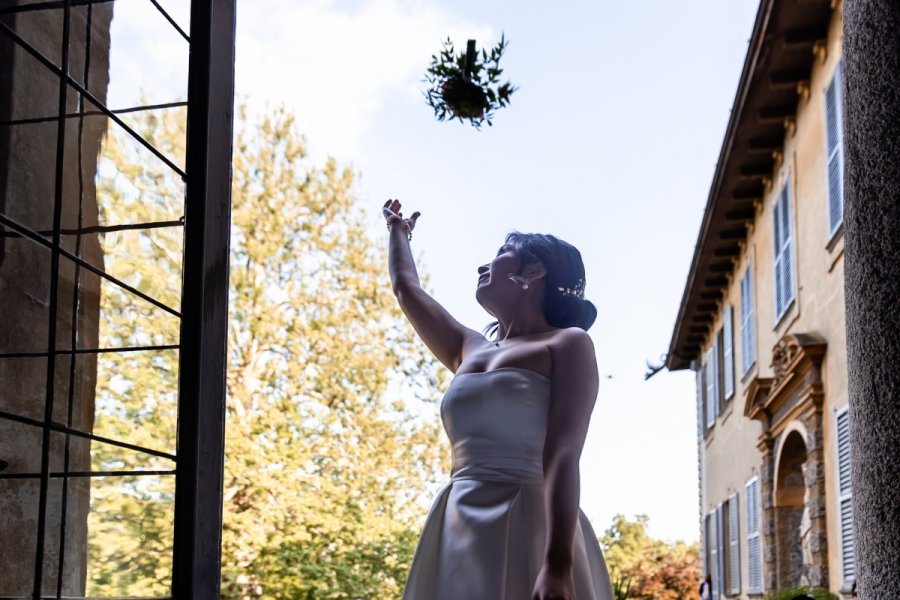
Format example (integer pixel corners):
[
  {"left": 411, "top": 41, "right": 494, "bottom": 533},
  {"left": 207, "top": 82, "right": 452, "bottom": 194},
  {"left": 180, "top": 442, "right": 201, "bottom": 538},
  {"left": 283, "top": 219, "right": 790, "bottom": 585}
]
[
  {"left": 801, "top": 408, "right": 828, "bottom": 588},
  {"left": 0, "top": 3, "right": 111, "bottom": 596},
  {"left": 758, "top": 436, "right": 778, "bottom": 592},
  {"left": 841, "top": 2, "right": 900, "bottom": 598}
]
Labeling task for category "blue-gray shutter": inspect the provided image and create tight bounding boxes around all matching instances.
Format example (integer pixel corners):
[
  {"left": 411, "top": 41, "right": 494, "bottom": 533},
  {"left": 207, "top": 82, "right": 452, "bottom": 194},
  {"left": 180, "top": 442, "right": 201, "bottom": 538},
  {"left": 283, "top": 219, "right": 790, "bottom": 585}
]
[
  {"left": 716, "top": 505, "right": 726, "bottom": 597},
  {"left": 746, "top": 478, "right": 763, "bottom": 593},
  {"left": 709, "top": 510, "right": 720, "bottom": 598},
  {"left": 705, "top": 348, "right": 716, "bottom": 429},
  {"left": 729, "top": 493, "right": 741, "bottom": 594},
  {"left": 724, "top": 305, "right": 734, "bottom": 400},
  {"left": 740, "top": 265, "right": 756, "bottom": 374},
  {"left": 836, "top": 407, "right": 855, "bottom": 583},
  {"left": 825, "top": 64, "right": 844, "bottom": 235},
  {"left": 697, "top": 367, "right": 705, "bottom": 439},
  {"left": 782, "top": 186, "right": 795, "bottom": 310},
  {"left": 773, "top": 185, "right": 795, "bottom": 319}
]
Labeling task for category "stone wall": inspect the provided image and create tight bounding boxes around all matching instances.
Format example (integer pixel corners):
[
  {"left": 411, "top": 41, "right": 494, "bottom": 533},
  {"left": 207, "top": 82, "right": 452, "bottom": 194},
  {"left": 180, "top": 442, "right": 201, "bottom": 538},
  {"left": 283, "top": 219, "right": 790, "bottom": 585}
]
[{"left": 0, "top": 3, "right": 112, "bottom": 595}]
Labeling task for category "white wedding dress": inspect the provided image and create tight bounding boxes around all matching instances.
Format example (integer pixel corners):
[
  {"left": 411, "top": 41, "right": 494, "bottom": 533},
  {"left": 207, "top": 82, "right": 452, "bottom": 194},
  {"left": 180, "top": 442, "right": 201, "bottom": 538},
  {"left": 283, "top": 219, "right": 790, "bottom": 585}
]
[{"left": 402, "top": 367, "right": 613, "bottom": 600}]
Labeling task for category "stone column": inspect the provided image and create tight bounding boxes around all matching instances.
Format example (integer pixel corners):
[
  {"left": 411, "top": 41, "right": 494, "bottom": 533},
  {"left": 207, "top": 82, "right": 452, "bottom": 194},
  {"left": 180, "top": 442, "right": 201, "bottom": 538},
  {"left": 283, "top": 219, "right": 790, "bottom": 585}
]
[
  {"left": 841, "top": 2, "right": 900, "bottom": 599},
  {"left": 801, "top": 408, "right": 829, "bottom": 588},
  {"left": 0, "top": 3, "right": 111, "bottom": 596},
  {"left": 758, "top": 436, "right": 778, "bottom": 592}
]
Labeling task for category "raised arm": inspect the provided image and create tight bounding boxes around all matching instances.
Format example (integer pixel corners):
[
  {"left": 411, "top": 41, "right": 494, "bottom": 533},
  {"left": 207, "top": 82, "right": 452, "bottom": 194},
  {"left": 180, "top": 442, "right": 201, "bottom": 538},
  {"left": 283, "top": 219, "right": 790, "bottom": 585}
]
[
  {"left": 384, "top": 200, "right": 481, "bottom": 371},
  {"left": 533, "top": 327, "right": 599, "bottom": 600}
]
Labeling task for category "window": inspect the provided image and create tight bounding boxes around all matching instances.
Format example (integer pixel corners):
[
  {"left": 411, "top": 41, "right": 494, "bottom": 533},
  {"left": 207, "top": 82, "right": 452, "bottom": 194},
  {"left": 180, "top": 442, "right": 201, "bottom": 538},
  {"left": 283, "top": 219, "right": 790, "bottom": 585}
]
[
  {"left": 728, "top": 493, "right": 741, "bottom": 595},
  {"left": 773, "top": 182, "right": 796, "bottom": 321},
  {"left": 723, "top": 305, "right": 735, "bottom": 400},
  {"left": 740, "top": 264, "right": 756, "bottom": 374},
  {"left": 746, "top": 477, "right": 763, "bottom": 593},
  {"left": 825, "top": 63, "right": 845, "bottom": 237},
  {"left": 836, "top": 406, "right": 856, "bottom": 584}
]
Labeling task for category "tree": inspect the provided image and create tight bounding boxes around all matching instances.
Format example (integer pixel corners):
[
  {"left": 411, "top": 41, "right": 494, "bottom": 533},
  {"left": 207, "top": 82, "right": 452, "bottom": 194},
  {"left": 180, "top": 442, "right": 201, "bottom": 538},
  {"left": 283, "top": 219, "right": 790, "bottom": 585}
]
[
  {"left": 600, "top": 514, "right": 700, "bottom": 600},
  {"left": 86, "top": 104, "right": 449, "bottom": 599}
]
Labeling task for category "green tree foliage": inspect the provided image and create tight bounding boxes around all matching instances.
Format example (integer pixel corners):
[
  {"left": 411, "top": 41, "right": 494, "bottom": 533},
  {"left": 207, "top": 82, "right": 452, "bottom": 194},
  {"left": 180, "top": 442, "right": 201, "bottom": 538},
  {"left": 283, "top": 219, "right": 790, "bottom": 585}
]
[
  {"left": 600, "top": 514, "right": 700, "bottom": 600},
  {"left": 86, "top": 105, "right": 448, "bottom": 598},
  {"left": 767, "top": 587, "right": 839, "bottom": 600}
]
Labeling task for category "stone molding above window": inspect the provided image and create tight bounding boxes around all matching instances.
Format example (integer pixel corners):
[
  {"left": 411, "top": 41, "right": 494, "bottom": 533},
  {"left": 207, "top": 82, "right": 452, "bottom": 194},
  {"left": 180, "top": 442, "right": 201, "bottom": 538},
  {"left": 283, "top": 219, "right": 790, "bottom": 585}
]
[{"left": 744, "top": 333, "right": 827, "bottom": 432}]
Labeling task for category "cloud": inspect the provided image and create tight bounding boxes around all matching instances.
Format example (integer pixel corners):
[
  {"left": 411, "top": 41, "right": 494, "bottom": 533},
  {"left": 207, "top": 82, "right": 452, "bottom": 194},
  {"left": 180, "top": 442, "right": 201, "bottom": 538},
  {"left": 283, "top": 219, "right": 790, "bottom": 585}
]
[{"left": 235, "top": 0, "right": 492, "bottom": 161}]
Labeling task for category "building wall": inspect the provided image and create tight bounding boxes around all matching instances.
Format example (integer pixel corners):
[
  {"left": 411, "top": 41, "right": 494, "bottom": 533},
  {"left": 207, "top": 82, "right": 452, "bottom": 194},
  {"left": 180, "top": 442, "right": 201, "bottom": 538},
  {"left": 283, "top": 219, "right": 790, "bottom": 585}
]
[
  {"left": 0, "top": 4, "right": 111, "bottom": 595},
  {"left": 698, "top": 5, "right": 850, "bottom": 597}
]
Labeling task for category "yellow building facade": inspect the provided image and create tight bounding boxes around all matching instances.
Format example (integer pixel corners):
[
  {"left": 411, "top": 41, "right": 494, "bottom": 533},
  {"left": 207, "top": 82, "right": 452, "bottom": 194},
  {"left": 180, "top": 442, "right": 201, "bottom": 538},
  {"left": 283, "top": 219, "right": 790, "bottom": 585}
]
[{"left": 667, "top": 1, "right": 853, "bottom": 597}]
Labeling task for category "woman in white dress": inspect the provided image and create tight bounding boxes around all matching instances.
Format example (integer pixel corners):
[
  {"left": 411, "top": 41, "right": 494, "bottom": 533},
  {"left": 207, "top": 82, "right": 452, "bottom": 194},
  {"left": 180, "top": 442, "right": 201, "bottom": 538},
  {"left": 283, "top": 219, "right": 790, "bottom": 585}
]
[{"left": 384, "top": 199, "right": 613, "bottom": 600}]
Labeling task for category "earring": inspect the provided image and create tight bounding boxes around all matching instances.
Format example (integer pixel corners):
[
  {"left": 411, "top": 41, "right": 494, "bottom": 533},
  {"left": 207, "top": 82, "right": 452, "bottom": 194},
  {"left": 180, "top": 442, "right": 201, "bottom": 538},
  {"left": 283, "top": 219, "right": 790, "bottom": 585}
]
[{"left": 508, "top": 274, "right": 528, "bottom": 290}]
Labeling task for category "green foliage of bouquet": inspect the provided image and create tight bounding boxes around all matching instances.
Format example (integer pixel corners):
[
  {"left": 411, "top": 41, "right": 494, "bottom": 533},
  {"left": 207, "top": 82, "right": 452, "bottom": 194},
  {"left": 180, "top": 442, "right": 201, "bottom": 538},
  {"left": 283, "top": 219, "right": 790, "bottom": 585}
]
[{"left": 424, "top": 36, "right": 517, "bottom": 129}]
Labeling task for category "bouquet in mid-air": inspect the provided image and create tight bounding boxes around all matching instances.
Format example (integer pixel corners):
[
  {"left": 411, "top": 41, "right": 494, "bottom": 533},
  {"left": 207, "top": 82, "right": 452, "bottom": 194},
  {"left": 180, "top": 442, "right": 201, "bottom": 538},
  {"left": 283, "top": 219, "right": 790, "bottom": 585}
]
[{"left": 423, "top": 36, "right": 517, "bottom": 129}]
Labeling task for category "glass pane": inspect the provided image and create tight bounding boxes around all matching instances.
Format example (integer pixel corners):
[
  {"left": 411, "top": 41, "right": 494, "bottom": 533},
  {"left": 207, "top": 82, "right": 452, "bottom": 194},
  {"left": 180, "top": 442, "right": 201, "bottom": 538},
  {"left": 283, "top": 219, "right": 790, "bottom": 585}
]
[
  {"left": 92, "top": 346, "right": 180, "bottom": 461},
  {"left": 0, "top": 417, "right": 44, "bottom": 475},
  {"left": 105, "top": 0, "right": 189, "bottom": 110},
  {"left": 0, "top": 479, "right": 38, "bottom": 596},
  {"left": 96, "top": 271, "right": 181, "bottom": 348},
  {"left": 3, "top": 0, "right": 65, "bottom": 68},
  {"left": 153, "top": 0, "right": 191, "bottom": 38},
  {"left": 0, "top": 83, "right": 67, "bottom": 234},
  {"left": 85, "top": 474, "right": 175, "bottom": 598},
  {"left": 66, "top": 3, "right": 114, "bottom": 100},
  {"left": 0, "top": 356, "right": 47, "bottom": 421},
  {"left": 94, "top": 99, "right": 187, "bottom": 227}
]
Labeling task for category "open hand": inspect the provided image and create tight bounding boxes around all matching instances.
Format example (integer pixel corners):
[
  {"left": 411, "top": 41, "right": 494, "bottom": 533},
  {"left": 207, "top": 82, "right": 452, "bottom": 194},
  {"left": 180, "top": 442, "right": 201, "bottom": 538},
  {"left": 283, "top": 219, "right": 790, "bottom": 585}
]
[
  {"left": 383, "top": 199, "right": 421, "bottom": 235},
  {"left": 531, "top": 563, "right": 575, "bottom": 600}
]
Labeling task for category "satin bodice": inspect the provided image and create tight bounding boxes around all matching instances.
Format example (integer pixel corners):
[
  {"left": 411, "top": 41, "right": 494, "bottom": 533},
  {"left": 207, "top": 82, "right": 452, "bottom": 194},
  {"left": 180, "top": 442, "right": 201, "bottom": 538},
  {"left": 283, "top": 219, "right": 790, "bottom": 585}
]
[{"left": 441, "top": 368, "right": 551, "bottom": 484}]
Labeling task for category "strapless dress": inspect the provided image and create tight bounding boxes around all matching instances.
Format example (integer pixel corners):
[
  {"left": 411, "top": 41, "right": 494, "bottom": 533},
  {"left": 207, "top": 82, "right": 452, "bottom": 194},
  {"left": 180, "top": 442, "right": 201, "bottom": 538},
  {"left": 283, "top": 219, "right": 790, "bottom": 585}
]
[{"left": 402, "top": 367, "right": 613, "bottom": 600}]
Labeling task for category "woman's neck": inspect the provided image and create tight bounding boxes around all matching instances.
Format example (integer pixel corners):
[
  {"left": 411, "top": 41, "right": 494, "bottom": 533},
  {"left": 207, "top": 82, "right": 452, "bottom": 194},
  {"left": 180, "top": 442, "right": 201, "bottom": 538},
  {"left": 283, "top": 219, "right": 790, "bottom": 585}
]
[{"left": 495, "top": 311, "right": 554, "bottom": 342}]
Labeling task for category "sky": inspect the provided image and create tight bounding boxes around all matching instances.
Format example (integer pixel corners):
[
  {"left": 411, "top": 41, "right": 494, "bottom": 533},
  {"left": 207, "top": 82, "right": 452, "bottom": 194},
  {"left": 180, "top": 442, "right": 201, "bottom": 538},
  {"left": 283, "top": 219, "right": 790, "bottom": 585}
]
[{"left": 107, "top": 0, "right": 761, "bottom": 543}]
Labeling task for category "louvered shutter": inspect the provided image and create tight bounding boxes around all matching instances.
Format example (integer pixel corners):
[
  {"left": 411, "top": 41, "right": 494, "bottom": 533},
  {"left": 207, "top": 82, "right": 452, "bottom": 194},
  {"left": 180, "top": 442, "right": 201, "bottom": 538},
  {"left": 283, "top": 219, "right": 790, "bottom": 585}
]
[
  {"left": 724, "top": 305, "right": 734, "bottom": 400},
  {"left": 716, "top": 505, "right": 726, "bottom": 597},
  {"left": 705, "top": 348, "right": 716, "bottom": 429},
  {"left": 825, "top": 64, "right": 844, "bottom": 235},
  {"left": 704, "top": 513, "right": 711, "bottom": 583},
  {"left": 781, "top": 188, "right": 794, "bottom": 311},
  {"left": 712, "top": 339, "right": 721, "bottom": 416},
  {"left": 773, "top": 198, "right": 784, "bottom": 316},
  {"left": 746, "top": 478, "right": 763, "bottom": 593},
  {"left": 740, "top": 265, "right": 756, "bottom": 374},
  {"left": 709, "top": 510, "right": 720, "bottom": 598},
  {"left": 773, "top": 185, "right": 795, "bottom": 319},
  {"left": 836, "top": 407, "right": 855, "bottom": 583},
  {"left": 697, "top": 367, "right": 707, "bottom": 439},
  {"left": 729, "top": 494, "right": 741, "bottom": 594}
]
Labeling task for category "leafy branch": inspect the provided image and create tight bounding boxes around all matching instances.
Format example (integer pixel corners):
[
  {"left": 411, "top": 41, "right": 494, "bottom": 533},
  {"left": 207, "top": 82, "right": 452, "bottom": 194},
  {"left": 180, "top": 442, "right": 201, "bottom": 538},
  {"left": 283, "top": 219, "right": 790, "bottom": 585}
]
[{"left": 423, "top": 35, "right": 517, "bottom": 129}]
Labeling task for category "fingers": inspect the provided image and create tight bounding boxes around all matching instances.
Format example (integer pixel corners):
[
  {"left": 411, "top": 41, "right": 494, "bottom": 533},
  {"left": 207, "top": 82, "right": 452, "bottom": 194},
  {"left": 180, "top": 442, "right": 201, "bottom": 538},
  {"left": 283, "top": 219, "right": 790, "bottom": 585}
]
[{"left": 383, "top": 199, "right": 402, "bottom": 222}]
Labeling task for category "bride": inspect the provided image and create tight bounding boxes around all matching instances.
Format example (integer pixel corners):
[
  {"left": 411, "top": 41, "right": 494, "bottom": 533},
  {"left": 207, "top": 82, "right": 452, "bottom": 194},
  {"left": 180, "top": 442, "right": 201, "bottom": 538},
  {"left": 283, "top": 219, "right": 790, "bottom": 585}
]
[{"left": 384, "top": 199, "right": 612, "bottom": 600}]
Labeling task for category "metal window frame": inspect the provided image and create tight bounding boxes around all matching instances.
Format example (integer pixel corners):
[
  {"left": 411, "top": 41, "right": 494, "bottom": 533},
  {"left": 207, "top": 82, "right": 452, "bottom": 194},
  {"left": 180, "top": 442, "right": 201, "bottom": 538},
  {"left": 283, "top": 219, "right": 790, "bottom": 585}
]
[
  {"left": 172, "top": 1, "right": 236, "bottom": 599},
  {"left": 0, "top": 0, "right": 235, "bottom": 597}
]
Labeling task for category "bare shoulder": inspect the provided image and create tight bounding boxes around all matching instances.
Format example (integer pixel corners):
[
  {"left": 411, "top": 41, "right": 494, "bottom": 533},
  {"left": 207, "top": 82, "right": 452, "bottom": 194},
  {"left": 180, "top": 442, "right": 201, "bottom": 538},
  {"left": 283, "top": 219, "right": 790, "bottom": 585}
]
[{"left": 548, "top": 327, "right": 595, "bottom": 355}]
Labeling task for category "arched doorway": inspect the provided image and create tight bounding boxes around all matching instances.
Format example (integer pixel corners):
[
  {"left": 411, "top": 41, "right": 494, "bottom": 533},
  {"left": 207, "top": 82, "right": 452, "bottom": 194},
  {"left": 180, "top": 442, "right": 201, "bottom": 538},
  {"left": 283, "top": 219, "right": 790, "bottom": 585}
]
[{"left": 774, "top": 429, "right": 809, "bottom": 588}]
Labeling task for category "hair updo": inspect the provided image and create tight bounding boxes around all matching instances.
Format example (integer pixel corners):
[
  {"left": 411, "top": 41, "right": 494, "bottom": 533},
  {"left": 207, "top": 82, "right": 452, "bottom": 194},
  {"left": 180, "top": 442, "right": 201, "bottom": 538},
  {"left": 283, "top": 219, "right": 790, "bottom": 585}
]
[{"left": 492, "top": 232, "right": 598, "bottom": 332}]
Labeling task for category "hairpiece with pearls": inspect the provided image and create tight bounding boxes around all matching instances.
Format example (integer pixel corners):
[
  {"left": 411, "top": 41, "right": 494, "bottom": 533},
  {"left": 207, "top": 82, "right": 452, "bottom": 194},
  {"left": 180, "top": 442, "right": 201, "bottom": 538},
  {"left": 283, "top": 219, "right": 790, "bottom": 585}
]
[{"left": 557, "top": 278, "right": 585, "bottom": 299}]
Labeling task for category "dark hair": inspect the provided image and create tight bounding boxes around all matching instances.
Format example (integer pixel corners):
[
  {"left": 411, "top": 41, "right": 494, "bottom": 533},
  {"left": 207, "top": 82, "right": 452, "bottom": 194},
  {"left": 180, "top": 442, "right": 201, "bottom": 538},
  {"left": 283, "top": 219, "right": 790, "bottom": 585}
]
[{"left": 486, "top": 232, "right": 597, "bottom": 335}]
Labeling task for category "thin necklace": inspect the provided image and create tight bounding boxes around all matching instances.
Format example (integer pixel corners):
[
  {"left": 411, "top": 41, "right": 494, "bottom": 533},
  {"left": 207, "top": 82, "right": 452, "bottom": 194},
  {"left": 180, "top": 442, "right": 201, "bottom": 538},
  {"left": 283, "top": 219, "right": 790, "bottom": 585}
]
[{"left": 494, "top": 321, "right": 515, "bottom": 347}]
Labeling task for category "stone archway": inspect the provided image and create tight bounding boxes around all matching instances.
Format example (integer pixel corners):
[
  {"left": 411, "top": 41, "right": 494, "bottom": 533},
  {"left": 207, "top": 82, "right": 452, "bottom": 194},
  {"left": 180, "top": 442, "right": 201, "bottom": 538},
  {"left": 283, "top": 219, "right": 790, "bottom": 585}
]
[{"left": 774, "top": 429, "right": 809, "bottom": 588}]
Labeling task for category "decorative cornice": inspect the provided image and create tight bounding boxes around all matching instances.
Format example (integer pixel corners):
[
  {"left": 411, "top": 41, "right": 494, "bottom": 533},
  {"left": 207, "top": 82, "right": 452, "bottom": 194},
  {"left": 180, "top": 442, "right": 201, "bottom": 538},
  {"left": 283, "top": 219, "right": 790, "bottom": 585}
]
[
  {"left": 746, "top": 333, "right": 828, "bottom": 431},
  {"left": 771, "top": 333, "right": 827, "bottom": 388},
  {"left": 745, "top": 376, "right": 775, "bottom": 421}
]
